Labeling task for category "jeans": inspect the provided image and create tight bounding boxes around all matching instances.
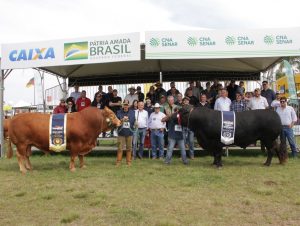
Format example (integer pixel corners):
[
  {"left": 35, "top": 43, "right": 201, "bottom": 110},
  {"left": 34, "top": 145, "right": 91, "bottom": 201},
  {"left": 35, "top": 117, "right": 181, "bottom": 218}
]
[
  {"left": 150, "top": 130, "right": 165, "bottom": 158},
  {"left": 133, "top": 128, "right": 147, "bottom": 158},
  {"left": 165, "top": 138, "right": 188, "bottom": 164},
  {"left": 183, "top": 127, "right": 195, "bottom": 157},
  {"left": 280, "top": 126, "right": 298, "bottom": 157}
]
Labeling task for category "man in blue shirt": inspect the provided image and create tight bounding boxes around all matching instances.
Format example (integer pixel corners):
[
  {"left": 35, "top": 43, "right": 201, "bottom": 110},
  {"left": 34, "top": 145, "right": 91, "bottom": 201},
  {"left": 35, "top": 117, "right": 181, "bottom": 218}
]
[
  {"left": 162, "top": 111, "right": 189, "bottom": 165},
  {"left": 116, "top": 100, "right": 135, "bottom": 166}
]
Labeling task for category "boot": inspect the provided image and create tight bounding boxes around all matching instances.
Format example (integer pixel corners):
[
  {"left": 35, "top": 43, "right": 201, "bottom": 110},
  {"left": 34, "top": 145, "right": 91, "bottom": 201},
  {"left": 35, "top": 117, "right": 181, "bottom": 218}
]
[
  {"left": 126, "top": 150, "right": 132, "bottom": 166},
  {"left": 116, "top": 150, "right": 123, "bottom": 166}
]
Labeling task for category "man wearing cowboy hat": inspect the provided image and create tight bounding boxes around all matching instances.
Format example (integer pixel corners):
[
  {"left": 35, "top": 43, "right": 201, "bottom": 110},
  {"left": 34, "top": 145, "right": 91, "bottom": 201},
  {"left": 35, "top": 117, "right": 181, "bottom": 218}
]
[
  {"left": 124, "top": 86, "right": 139, "bottom": 107},
  {"left": 154, "top": 82, "right": 167, "bottom": 104},
  {"left": 148, "top": 103, "right": 166, "bottom": 159}
]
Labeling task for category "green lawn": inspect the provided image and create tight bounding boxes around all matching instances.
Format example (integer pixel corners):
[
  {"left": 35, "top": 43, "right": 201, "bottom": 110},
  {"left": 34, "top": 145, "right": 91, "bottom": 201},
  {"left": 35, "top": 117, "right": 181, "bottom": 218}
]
[{"left": 0, "top": 150, "right": 299, "bottom": 226}]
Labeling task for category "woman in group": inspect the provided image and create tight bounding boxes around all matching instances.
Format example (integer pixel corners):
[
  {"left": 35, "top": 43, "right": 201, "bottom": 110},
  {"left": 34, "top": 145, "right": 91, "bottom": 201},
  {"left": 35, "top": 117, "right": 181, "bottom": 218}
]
[
  {"left": 130, "top": 99, "right": 138, "bottom": 111},
  {"left": 91, "top": 93, "right": 106, "bottom": 109},
  {"left": 66, "top": 97, "right": 77, "bottom": 113}
]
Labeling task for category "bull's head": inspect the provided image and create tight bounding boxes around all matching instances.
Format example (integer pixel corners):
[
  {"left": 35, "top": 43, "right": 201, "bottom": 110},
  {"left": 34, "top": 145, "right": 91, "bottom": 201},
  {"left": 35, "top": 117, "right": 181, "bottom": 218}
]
[
  {"left": 173, "top": 106, "right": 193, "bottom": 128},
  {"left": 103, "top": 107, "right": 121, "bottom": 129}
]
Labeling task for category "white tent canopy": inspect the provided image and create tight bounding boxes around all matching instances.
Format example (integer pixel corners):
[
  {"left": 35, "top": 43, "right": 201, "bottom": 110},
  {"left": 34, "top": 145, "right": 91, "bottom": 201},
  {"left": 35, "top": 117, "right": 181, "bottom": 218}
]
[{"left": 1, "top": 27, "right": 300, "bottom": 156}]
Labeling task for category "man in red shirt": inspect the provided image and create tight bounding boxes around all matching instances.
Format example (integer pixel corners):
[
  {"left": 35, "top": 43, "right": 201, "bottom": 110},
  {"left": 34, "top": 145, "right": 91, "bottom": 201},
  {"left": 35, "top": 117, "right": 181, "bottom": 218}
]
[
  {"left": 53, "top": 98, "right": 67, "bottom": 114},
  {"left": 76, "top": 90, "right": 91, "bottom": 112}
]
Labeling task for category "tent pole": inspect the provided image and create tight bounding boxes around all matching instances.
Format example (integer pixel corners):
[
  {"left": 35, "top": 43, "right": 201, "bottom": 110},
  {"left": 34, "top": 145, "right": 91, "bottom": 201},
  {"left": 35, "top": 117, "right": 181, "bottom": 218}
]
[
  {"left": 0, "top": 64, "right": 4, "bottom": 158},
  {"left": 63, "top": 78, "right": 67, "bottom": 99},
  {"left": 159, "top": 72, "right": 162, "bottom": 83}
]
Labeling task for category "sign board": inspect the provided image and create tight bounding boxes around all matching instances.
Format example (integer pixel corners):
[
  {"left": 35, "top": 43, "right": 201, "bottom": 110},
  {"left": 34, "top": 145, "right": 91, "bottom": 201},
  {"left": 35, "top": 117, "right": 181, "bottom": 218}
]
[
  {"left": 145, "top": 27, "right": 300, "bottom": 59},
  {"left": 1, "top": 33, "right": 140, "bottom": 69}
]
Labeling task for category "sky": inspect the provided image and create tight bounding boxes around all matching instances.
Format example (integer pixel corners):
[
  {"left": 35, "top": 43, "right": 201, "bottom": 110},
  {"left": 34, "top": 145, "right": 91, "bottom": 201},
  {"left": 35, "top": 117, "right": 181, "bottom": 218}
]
[{"left": 1, "top": 0, "right": 300, "bottom": 104}]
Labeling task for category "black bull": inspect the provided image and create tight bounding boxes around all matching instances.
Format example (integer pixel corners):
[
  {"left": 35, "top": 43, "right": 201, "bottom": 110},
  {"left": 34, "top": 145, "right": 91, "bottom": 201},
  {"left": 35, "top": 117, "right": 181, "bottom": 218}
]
[{"left": 177, "top": 107, "right": 288, "bottom": 167}]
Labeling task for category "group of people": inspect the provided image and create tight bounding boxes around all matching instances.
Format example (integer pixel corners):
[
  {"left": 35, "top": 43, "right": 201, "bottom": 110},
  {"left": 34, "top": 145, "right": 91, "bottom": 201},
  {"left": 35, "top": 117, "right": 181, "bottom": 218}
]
[{"left": 53, "top": 79, "right": 299, "bottom": 166}]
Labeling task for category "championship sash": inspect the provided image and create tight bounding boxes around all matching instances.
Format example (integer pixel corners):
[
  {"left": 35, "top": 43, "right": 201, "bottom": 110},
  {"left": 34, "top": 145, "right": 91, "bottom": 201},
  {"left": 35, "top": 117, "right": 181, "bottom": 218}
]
[
  {"left": 49, "top": 114, "right": 67, "bottom": 152},
  {"left": 221, "top": 111, "right": 235, "bottom": 145}
]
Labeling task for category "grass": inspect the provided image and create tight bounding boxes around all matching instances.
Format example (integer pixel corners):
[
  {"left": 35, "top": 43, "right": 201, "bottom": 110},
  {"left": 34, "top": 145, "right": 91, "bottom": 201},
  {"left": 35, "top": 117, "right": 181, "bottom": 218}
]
[{"left": 0, "top": 150, "right": 299, "bottom": 226}]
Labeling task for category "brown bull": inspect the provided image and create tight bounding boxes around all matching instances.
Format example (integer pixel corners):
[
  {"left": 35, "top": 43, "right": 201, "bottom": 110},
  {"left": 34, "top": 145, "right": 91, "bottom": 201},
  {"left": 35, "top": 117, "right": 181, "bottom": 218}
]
[{"left": 7, "top": 107, "right": 121, "bottom": 173}]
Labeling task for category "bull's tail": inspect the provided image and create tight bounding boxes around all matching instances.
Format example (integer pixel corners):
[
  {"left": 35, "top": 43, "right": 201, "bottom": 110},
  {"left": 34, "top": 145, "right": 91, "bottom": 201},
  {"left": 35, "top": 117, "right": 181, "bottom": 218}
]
[{"left": 6, "top": 137, "right": 13, "bottom": 159}]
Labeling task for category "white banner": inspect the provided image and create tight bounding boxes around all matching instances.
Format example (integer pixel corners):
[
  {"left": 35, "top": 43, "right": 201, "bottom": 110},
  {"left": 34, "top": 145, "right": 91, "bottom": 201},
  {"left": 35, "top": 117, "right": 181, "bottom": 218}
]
[
  {"left": 145, "top": 27, "right": 300, "bottom": 59},
  {"left": 1, "top": 33, "right": 140, "bottom": 69}
]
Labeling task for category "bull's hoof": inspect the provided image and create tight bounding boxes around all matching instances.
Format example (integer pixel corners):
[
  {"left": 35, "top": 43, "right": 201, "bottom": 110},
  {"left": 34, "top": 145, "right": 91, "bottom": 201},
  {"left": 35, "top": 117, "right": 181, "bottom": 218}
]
[
  {"left": 80, "top": 165, "right": 87, "bottom": 169},
  {"left": 263, "top": 162, "right": 271, "bottom": 166},
  {"left": 20, "top": 169, "right": 27, "bottom": 174},
  {"left": 70, "top": 168, "right": 76, "bottom": 172}
]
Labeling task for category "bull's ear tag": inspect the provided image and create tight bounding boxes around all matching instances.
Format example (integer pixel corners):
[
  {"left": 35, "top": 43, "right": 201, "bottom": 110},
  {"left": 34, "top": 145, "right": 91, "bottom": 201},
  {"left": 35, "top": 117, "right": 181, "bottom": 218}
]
[{"left": 106, "top": 118, "right": 110, "bottom": 122}]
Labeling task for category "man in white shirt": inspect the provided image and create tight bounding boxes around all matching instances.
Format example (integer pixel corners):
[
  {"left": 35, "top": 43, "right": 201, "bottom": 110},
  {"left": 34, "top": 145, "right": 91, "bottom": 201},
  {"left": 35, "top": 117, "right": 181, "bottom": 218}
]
[
  {"left": 248, "top": 88, "right": 269, "bottom": 110},
  {"left": 276, "top": 97, "right": 298, "bottom": 158},
  {"left": 133, "top": 101, "right": 149, "bottom": 159},
  {"left": 214, "top": 89, "right": 231, "bottom": 111},
  {"left": 70, "top": 85, "right": 81, "bottom": 103},
  {"left": 125, "top": 87, "right": 139, "bottom": 107},
  {"left": 148, "top": 103, "right": 166, "bottom": 159},
  {"left": 271, "top": 92, "right": 281, "bottom": 110}
]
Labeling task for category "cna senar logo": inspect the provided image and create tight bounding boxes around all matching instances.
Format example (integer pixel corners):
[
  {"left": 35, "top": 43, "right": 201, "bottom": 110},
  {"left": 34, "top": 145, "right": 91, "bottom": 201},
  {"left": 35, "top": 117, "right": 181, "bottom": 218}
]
[
  {"left": 225, "top": 36, "right": 235, "bottom": 45},
  {"left": 64, "top": 42, "right": 88, "bottom": 61},
  {"left": 149, "top": 38, "right": 160, "bottom": 47},
  {"left": 9, "top": 47, "right": 55, "bottom": 62},
  {"left": 187, "top": 37, "right": 198, "bottom": 46},
  {"left": 264, "top": 35, "right": 274, "bottom": 45}
]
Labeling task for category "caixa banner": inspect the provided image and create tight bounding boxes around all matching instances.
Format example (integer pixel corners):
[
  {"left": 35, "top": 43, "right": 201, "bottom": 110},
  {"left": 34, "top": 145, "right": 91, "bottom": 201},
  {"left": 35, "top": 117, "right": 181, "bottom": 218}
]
[
  {"left": 145, "top": 27, "right": 300, "bottom": 59},
  {"left": 1, "top": 33, "right": 140, "bottom": 69}
]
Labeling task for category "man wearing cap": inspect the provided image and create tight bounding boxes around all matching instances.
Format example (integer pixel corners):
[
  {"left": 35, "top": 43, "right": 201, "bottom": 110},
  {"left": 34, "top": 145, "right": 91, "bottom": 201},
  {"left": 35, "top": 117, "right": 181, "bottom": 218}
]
[
  {"left": 116, "top": 100, "right": 136, "bottom": 166},
  {"left": 124, "top": 86, "right": 139, "bottom": 106},
  {"left": 248, "top": 88, "right": 269, "bottom": 110},
  {"left": 261, "top": 81, "right": 276, "bottom": 107},
  {"left": 148, "top": 103, "right": 166, "bottom": 159},
  {"left": 154, "top": 82, "right": 167, "bottom": 104},
  {"left": 76, "top": 90, "right": 91, "bottom": 112},
  {"left": 136, "top": 86, "right": 145, "bottom": 102},
  {"left": 133, "top": 101, "right": 149, "bottom": 159},
  {"left": 276, "top": 97, "right": 298, "bottom": 158},
  {"left": 271, "top": 92, "right": 281, "bottom": 110},
  {"left": 53, "top": 99, "right": 67, "bottom": 114}
]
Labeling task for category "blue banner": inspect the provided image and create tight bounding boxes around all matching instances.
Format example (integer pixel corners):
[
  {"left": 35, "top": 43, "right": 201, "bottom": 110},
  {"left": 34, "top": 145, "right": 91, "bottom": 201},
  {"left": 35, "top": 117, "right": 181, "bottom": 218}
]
[
  {"left": 49, "top": 114, "right": 67, "bottom": 152},
  {"left": 221, "top": 111, "right": 235, "bottom": 145}
]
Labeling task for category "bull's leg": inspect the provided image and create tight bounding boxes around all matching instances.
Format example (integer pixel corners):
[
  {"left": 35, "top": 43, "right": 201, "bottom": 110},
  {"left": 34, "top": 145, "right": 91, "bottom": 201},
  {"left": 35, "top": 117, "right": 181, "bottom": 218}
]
[
  {"left": 212, "top": 147, "right": 223, "bottom": 168},
  {"left": 79, "top": 155, "right": 86, "bottom": 169},
  {"left": 24, "top": 146, "right": 33, "bottom": 170},
  {"left": 264, "top": 141, "right": 275, "bottom": 166},
  {"left": 16, "top": 151, "right": 27, "bottom": 174},
  {"left": 69, "top": 155, "right": 77, "bottom": 172}
]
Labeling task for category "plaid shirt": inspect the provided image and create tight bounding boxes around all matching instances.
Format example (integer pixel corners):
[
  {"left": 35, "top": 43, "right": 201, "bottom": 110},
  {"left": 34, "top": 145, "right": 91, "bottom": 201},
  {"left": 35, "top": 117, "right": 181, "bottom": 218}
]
[{"left": 230, "top": 100, "right": 248, "bottom": 112}]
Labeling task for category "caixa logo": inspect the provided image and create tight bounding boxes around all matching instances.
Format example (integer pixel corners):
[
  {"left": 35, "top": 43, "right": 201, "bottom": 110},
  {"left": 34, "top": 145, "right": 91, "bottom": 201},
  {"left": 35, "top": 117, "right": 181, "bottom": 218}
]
[{"left": 9, "top": 47, "right": 55, "bottom": 61}]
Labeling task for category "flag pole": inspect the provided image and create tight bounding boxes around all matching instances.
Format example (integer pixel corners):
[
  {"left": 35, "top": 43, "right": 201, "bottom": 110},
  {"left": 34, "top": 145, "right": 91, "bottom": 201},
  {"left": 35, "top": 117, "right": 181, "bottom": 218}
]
[{"left": 34, "top": 78, "right": 36, "bottom": 105}]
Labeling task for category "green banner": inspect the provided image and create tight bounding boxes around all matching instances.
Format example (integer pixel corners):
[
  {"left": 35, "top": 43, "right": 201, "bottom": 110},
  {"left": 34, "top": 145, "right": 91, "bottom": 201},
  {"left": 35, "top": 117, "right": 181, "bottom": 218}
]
[{"left": 283, "top": 60, "right": 298, "bottom": 105}]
